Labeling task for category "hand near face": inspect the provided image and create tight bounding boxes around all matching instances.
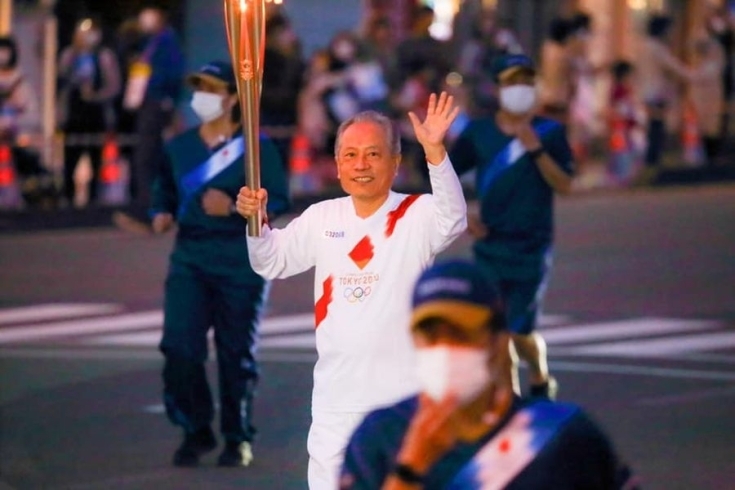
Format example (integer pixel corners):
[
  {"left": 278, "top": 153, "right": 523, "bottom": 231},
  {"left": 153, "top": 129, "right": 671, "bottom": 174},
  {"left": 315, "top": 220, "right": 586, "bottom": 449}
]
[
  {"left": 408, "top": 91, "right": 460, "bottom": 165},
  {"left": 201, "top": 188, "right": 234, "bottom": 217},
  {"left": 514, "top": 121, "right": 542, "bottom": 152},
  {"left": 395, "top": 394, "right": 462, "bottom": 474}
]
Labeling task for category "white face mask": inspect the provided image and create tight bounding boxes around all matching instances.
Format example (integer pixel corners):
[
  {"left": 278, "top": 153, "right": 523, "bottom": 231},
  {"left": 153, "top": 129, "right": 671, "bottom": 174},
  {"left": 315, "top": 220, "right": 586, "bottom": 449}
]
[
  {"left": 499, "top": 84, "right": 537, "bottom": 115},
  {"left": 190, "top": 91, "right": 225, "bottom": 123},
  {"left": 415, "top": 345, "right": 490, "bottom": 405}
]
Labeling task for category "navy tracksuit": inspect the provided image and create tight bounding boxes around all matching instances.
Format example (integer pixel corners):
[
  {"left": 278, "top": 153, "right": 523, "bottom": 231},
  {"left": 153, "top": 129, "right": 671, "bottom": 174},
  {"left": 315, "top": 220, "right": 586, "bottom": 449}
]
[{"left": 151, "top": 127, "right": 289, "bottom": 444}]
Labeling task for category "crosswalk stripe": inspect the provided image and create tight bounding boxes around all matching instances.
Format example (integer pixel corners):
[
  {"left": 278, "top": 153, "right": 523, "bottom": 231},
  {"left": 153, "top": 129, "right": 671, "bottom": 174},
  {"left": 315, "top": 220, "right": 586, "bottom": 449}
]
[
  {"left": 543, "top": 318, "right": 719, "bottom": 344},
  {"left": 78, "top": 313, "right": 570, "bottom": 348},
  {"left": 566, "top": 331, "right": 735, "bottom": 357},
  {"left": 260, "top": 333, "right": 315, "bottom": 349},
  {"left": 260, "top": 313, "right": 314, "bottom": 334},
  {"left": 81, "top": 330, "right": 162, "bottom": 346},
  {"left": 0, "top": 303, "right": 122, "bottom": 326},
  {"left": 0, "top": 311, "right": 163, "bottom": 344}
]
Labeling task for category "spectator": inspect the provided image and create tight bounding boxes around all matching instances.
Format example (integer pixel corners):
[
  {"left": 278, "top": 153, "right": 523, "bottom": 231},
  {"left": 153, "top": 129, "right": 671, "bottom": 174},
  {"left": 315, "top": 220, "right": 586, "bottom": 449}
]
[
  {"left": 449, "top": 54, "right": 574, "bottom": 400},
  {"left": 340, "top": 259, "right": 640, "bottom": 490},
  {"left": 457, "top": 9, "right": 523, "bottom": 117},
  {"left": 297, "top": 49, "right": 339, "bottom": 159},
  {"left": 235, "top": 91, "right": 467, "bottom": 489},
  {"left": 690, "top": 33, "right": 726, "bottom": 167},
  {"left": 361, "top": 15, "right": 400, "bottom": 92},
  {"left": 321, "top": 31, "right": 390, "bottom": 154},
  {"left": 261, "top": 13, "right": 305, "bottom": 174},
  {"left": 607, "top": 60, "right": 644, "bottom": 185},
  {"left": 538, "top": 17, "right": 575, "bottom": 124},
  {"left": 705, "top": 5, "right": 735, "bottom": 138},
  {"left": 567, "top": 12, "right": 598, "bottom": 165},
  {"left": 637, "top": 14, "right": 693, "bottom": 180},
  {"left": 0, "top": 35, "right": 44, "bottom": 209},
  {"left": 151, "top": 60, "right": 290, "bottom": 468},
  {"left": 57, "top": 17, "right": 122, "bottom": 207},
  {"left": 391, "top": 59, "right": 436, "bottom": 187},
  {"left": 117, "top": 5, "right": 185, "bottom": 226},
  {"left": 396, "top": 6, "right": 451, "bottom": 90}
]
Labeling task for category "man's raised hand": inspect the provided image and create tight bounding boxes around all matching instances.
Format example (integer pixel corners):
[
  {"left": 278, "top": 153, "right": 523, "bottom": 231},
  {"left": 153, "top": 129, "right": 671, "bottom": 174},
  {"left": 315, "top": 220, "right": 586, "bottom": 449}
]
[{"left": 408, "top": 91, "right": 461, "bottom": 165}]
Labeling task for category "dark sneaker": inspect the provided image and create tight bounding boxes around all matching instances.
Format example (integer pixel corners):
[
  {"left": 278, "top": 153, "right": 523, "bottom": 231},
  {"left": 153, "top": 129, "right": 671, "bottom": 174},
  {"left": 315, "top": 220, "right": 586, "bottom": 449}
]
[
  {"left": 217, "top": 441, "right": 253, "bottom": 467},
  {"left": 529, "top": 376, "right": 559, "bottom": 401},
  {"left": 172, "top": 427, "right": 218, "bottom": 467}
]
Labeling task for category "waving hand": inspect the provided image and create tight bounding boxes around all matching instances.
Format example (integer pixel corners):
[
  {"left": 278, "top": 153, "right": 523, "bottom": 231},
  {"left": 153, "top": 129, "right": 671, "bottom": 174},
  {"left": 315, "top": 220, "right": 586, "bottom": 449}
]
[{"left": 408, "top": 91, "right": 460, "bottom": 165}]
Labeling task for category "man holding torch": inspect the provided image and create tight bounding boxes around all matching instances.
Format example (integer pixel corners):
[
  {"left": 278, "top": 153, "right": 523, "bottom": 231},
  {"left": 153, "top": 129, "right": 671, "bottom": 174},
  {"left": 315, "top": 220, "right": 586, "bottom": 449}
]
[{"left": 236, "top": 91, "right": 467, "bottom": 488}]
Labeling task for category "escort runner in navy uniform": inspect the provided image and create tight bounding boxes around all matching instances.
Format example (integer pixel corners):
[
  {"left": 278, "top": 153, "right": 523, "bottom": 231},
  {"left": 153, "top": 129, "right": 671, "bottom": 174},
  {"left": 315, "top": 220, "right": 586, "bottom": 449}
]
[
  {"left": 340, "top": 260, "right": 639, "bottom": 490},
  {"left": 150, "top": 60, "right": 289, "bottom": 468},
  {"left": 449, "top": 53, "right": 574, "bottom": 400}
]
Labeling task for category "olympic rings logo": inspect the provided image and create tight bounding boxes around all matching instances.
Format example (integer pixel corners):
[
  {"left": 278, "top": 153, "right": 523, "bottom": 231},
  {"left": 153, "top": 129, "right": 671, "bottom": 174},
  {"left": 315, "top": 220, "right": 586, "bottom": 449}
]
[{"left": 343, "top": 286, "right": 372, "bottom": 303}]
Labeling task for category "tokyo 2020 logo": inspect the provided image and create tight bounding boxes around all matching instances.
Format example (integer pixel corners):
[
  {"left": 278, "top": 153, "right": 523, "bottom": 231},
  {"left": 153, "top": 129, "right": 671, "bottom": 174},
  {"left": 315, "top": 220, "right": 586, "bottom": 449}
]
[{"left": 343, "top": 286, "right": 372, "bottom": 303}]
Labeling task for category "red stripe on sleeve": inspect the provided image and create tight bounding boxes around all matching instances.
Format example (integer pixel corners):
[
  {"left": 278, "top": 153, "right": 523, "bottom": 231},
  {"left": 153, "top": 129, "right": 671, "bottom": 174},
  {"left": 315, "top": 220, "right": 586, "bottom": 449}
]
[{"left": 385, "top": 194, "right": 421, "bottom": 237}]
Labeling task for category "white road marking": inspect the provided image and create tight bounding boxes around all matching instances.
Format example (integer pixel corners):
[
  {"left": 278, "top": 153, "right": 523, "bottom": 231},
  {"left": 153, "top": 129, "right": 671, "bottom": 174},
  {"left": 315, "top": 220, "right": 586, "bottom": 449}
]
[
  {"left": 260, "top": 333, "right": 315, "bottom": 349},
  {"left": 0, "top": 311, "right": 163, "bottom": 344},
  {"left": 77, "top": 314, "right": 569, "bottom": 348},
  {"left": 1, "top": 306, "right": 733, "bottom": 363},
  {"left": 636, "top": 386, "right": 735, "bottom": 407},
  {"left": 566, "top": 331, "right": 735, "bottom": 357},
  {"left": 0, "top": 303, "right": 122, "bottom": 326},
  {"left": 549, "top": 360, "right": 735, "bottom": 382},
  {"left": 260, "top": 313, "right": 314, "bottom": 334},
  {"left": 543, "top": 318, "right": 719, "bottom": 344}
]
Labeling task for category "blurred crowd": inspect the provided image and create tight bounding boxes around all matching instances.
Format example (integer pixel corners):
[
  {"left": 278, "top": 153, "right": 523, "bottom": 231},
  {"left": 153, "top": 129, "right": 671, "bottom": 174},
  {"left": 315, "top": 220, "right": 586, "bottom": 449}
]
[{"left": 1, "top": 2, "right": 734, "bottom": 211}]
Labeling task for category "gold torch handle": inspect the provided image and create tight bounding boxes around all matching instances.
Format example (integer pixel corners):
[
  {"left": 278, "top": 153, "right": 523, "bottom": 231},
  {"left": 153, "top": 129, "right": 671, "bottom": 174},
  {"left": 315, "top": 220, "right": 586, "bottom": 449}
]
[{"left": 224, "top": 0, "right": 266, "bottom": 237}]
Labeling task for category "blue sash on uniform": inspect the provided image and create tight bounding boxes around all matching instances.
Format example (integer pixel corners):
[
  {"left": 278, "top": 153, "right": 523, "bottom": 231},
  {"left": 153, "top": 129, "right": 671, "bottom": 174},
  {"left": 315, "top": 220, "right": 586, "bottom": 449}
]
[
  {"left": 478, "top": 120, "right": 558, "bottom": 195},
  {"left": 178, "top": 136, "right": 244, "bottom": 216},
  {"left": 447, "top": 402, "right": 577, "bottom": 490}
]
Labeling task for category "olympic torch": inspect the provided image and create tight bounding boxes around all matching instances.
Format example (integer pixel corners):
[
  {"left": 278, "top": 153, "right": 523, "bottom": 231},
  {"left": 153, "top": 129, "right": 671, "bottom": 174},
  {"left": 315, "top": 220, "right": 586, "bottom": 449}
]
[{"left": 224, "top": 0, "right": 279, "bottom": 236}]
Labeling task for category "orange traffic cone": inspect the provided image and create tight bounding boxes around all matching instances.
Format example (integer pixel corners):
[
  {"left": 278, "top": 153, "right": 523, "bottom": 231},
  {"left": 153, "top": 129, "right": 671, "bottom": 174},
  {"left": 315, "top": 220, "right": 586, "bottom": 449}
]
[
  {"left": 289, "top": 132, "right": 319, "bottom": 195},
  {"left": 609, "top": 117, "right": 628, "bottom": 154},
  {"left": 682, "top": 102, "right": 704, "bottom": 167},
  {"left": 0, "top": 143, "right": 22, "bottom": 209},
  {"left": 98, "top": 137, "right": 127, "bottom": 205}
]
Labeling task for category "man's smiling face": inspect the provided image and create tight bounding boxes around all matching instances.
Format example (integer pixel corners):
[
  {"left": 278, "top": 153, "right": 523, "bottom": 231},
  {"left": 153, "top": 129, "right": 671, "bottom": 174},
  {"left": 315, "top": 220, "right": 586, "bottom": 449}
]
[{"left": 335, "top": 120, "right": 400, "bottom": 205}]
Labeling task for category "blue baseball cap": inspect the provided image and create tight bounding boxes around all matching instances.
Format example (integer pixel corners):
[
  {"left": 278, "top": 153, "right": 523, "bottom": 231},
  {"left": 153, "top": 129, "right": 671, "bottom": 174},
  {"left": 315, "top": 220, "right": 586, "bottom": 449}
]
[
  {"left": 490, "top": 53, "right": 536, "bottom": 83},
  {"left": 411, "top": 260, "right": 504, "bottom": 332},
  {"left": 186, "top": 60, "right": 236, "bottom": 89}
]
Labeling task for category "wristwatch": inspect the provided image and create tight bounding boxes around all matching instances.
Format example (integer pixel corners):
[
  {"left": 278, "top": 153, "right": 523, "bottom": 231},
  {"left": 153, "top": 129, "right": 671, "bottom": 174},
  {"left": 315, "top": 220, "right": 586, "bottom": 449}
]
[
  {"left": 392, "top": 463, "right": 424, "bottom": 485},
  {"left": 527, "top": 147, "right": 545, "bottom": 160}
]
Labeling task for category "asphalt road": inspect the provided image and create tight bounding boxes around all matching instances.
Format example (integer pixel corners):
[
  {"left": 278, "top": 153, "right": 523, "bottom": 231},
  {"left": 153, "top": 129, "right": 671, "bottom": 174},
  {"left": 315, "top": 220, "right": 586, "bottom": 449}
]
[{"left": 1, "top": 184, "right": 734, "bottom": 489}]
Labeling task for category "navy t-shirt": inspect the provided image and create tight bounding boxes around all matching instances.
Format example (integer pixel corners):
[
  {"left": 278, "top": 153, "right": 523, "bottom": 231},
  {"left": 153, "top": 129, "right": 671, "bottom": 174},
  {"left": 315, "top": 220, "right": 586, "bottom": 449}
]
[
  {"left": 449, "top": 116, "right": 574, "bottom": 278},
  {"left": 340, "top": 396, "right": 636, "bottom": 490},
  {"left": 150, "top": 127, "right": 290, "bottom": 278}
]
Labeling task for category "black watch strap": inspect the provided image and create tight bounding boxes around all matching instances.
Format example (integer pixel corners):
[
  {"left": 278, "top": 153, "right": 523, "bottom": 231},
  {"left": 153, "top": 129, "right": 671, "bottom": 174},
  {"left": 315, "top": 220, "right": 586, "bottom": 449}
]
[
  {"left": 393, "top": 463, "right": 424, "bottom": 485},
  {"left": 527, "top": 147, "right": 545, "bottom": 160}
]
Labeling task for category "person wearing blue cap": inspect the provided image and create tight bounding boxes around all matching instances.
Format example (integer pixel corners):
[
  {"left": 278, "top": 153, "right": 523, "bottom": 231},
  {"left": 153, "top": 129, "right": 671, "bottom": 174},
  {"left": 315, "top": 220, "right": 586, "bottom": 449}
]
[
  {"left": 449, "top": 53, "right": 575, "bottom": 401},
  {"left": 339, "top": 259, "right": 639, "bottom": 490},
  {"left": 151, "top": 60, "right": 290, "bottom": 468}
]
